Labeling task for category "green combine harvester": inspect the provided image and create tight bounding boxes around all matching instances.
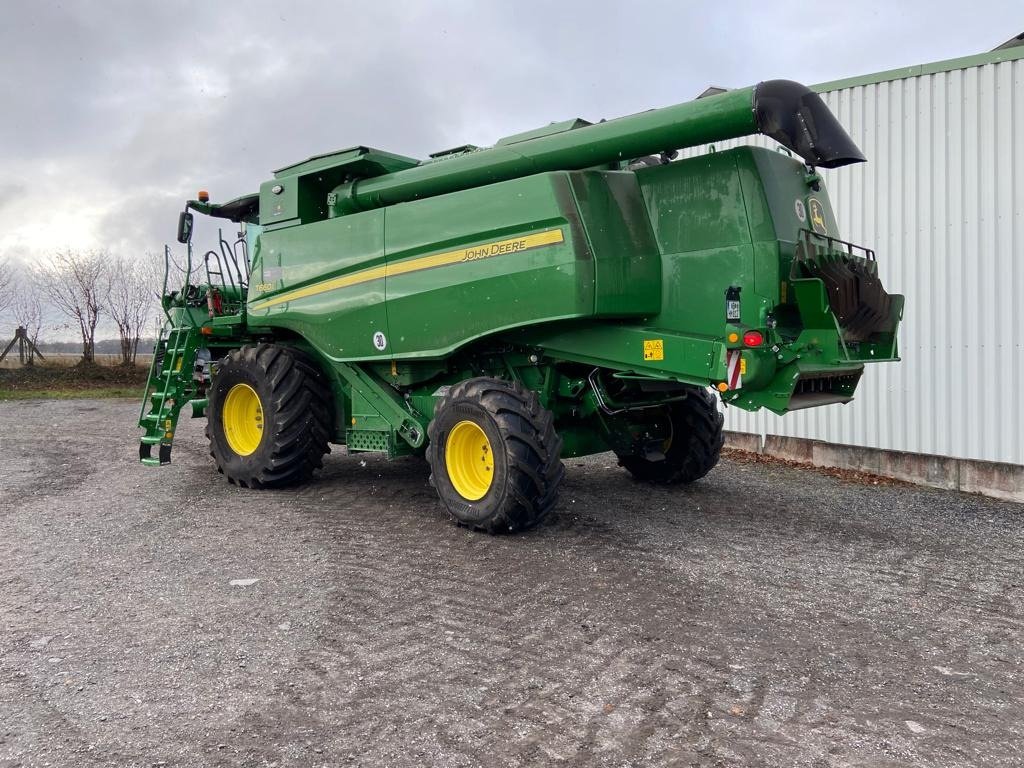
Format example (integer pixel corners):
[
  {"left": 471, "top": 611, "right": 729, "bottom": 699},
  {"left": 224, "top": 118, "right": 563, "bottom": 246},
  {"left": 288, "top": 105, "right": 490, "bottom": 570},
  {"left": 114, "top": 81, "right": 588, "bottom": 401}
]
[{"left": 139, "top": 79, "right": 902, "bottom": 533}]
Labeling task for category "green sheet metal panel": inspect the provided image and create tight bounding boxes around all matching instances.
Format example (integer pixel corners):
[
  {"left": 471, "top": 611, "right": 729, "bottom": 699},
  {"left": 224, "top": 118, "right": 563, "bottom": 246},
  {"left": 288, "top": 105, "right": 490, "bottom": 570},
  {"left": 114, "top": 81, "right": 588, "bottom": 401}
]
[
  {"left": 247, "top": 209, "right": 389, "bottom": 360},
  {"left": 567, "top": 170, "right": 661, "bottom": 317},
  {"left": 637, "top": 151, "right": 757, "bottom": 337},
  {"left": 383, "top": 173, "right": 593, "bottom": 358}
]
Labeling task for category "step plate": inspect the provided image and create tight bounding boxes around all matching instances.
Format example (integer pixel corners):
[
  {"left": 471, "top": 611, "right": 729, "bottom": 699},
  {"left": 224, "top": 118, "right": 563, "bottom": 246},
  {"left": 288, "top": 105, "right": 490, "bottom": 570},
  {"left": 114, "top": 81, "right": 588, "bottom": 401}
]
[
  {"left": 347, "top": 429, "right": 393, "bottom": 453},
  {"left": 139, "top": 441, "right": 172, "bottom": 465}
]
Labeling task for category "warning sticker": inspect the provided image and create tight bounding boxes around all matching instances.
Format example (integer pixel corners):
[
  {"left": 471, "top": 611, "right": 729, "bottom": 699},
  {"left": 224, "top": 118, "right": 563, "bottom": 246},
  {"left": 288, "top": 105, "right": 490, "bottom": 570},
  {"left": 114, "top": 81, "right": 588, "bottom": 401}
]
[
  {"left": 726, "top": 350, "right": 743, "bottom": 389},
  {"left": 643, "top": 339, "right": 664, "bottom": 361}
]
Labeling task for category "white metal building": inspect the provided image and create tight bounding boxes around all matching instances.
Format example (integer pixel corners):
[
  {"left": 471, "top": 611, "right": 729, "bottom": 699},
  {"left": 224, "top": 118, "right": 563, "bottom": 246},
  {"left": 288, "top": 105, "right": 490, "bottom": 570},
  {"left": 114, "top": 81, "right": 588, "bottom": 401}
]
[{"left": 686, "top": 41, "right": 1024, "bottom": 468}]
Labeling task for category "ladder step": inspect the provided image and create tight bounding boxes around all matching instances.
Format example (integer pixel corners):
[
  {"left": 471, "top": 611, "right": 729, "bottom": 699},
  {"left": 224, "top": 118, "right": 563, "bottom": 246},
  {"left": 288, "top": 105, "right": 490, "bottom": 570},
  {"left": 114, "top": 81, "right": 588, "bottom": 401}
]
[{"left": 138, "top": 325, "right": 194, "bottom": 466}]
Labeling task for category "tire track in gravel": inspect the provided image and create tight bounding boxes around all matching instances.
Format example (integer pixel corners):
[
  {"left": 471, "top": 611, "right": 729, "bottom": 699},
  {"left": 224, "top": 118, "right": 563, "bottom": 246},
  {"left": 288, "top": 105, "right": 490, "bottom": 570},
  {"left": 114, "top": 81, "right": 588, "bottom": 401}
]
[
  {"left": 233, "top": 453, "right": 747, "bottom": 766},
  {"left": 222, "top": 445, "right": 1024, "bottom": 766},
  {"left": 4, "top": 399, "right": 1024, "bottom": 767}
]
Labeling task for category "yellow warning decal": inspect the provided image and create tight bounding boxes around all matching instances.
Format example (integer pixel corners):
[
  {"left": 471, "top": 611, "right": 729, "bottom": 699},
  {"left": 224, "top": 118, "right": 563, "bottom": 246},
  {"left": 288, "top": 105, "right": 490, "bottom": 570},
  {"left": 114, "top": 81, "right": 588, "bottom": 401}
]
[
  {"left": 739, "top": 357, "right": 747, "bottom": 375},
  {"left": 643, "top": 339, "right": 664, "bottom": 361},
  {"left": 250, "top": 228, "right": 565, "bottom": 311}
]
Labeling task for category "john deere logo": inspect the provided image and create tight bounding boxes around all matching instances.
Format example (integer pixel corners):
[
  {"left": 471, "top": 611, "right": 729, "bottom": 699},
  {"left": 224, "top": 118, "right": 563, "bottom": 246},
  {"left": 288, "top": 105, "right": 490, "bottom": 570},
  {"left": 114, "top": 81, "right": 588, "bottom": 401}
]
[{"left": 808, "top": 198, "right": 828, "bottom": 235}]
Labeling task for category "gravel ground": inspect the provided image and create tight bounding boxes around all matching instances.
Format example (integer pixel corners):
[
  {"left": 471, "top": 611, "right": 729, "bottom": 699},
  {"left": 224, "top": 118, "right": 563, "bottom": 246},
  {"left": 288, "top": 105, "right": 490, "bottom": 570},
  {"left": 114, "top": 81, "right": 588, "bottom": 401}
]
[{"left": 1, "top": 398, "right": 1022, "bottom": 768}]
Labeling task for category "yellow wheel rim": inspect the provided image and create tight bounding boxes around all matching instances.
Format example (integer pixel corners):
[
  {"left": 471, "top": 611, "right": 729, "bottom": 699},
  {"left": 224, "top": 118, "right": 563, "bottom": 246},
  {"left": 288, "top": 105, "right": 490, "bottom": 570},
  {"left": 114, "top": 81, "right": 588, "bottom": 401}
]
[
  {"left": 445, "top": 420, "right": 494, "bottom": 501},
  {"left": 222, "top": 383, "right": 264, "bottom": 456}
]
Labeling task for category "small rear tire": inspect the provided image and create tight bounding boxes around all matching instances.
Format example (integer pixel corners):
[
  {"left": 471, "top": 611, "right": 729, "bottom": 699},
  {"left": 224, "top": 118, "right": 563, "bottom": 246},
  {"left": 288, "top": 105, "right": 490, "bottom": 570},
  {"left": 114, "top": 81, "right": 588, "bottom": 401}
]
[
  {"left": 427, "top": 377, "right": 564, "bottom": 534},
  {"left": 207, "top": 343, "right": 332, "bottom": 488},
  {"left": 616, "top": 388, "right": 724, "bottom": 485}
]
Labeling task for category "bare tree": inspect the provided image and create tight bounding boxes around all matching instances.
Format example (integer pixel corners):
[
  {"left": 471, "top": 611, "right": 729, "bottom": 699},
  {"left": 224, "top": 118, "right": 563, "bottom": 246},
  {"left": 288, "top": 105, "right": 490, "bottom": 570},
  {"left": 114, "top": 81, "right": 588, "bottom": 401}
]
[
  {"left": 37, "top": 249, "right": 108, "bottom": 364},
  {"left": 0, "top": 259, "right": 13, "bottom": 316},
  {"left": 107, "top": 255, "right": 157, "bottom": 366},
  {"left": 11, "top": 275, "right": 45, "bottom": 365}
]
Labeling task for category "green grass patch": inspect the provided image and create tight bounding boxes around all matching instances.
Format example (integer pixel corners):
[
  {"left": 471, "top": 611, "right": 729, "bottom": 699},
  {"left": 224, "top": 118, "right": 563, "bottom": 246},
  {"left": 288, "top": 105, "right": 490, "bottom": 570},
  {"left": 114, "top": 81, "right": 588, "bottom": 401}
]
[
  {"left": 0, "top": 387, "right": 144, "bottom": 401},
  {"left": 0, "top": 361, "right": 149, "bottom": 401}
]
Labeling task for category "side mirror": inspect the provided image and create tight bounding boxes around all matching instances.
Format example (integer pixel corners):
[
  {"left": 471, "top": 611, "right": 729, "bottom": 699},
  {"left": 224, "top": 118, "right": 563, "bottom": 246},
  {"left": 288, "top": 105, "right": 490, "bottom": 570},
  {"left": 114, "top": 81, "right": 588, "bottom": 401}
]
[{"left": 177, "top": 211, "right": 194, "bottom": 244}]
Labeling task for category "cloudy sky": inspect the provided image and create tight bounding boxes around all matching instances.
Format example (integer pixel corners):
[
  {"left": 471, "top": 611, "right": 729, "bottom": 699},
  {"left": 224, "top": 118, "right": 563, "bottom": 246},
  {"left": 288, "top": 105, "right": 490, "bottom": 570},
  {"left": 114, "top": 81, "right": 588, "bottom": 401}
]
[{"left": 1, "top": 1, "right": 1020, "bottom": 286}]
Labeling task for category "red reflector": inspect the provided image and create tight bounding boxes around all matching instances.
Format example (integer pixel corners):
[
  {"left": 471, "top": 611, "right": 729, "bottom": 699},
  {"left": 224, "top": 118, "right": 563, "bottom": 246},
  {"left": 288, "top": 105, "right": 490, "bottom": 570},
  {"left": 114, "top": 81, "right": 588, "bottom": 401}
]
[{"left": 742, "top": 330, "right": 764, "bottom": 347}]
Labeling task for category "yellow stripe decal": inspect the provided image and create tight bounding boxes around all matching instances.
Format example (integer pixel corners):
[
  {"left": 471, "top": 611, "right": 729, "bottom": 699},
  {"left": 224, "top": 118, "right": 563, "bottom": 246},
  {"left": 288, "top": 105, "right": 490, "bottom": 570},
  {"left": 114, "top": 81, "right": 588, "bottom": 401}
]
[
  {"left": 249, "top": 227, "right": 564, "bottom": 311},
  {"left": 249, "top": 265, "right": 388, "bottom": 310}
]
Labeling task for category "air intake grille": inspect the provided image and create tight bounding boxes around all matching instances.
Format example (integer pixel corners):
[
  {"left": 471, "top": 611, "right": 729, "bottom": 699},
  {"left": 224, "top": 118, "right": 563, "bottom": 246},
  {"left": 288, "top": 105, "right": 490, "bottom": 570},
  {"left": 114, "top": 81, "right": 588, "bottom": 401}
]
[{"left": 788, "top": 369, "right": 862, "bottom": 410}]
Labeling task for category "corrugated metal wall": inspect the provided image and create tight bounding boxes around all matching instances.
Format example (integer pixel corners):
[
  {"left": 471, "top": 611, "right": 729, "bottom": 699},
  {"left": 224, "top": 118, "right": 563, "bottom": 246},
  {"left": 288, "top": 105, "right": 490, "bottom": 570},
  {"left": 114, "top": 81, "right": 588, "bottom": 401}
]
[{"left": 681, "top": 58, "right": 1024, "bottom": 465}]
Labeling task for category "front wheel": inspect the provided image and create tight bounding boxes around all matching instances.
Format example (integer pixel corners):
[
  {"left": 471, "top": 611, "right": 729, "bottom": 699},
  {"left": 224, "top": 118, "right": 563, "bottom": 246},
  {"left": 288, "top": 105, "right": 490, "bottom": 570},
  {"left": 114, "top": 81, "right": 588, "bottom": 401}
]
[
  {"left": 207, "top": 344, "right": 332, "bottom": 488},
  {"left": 615, "top": 388, "right": 724, "bottom": 485},
  {"left": 427, "top": 377, "right": 564, "bottom": 534}
]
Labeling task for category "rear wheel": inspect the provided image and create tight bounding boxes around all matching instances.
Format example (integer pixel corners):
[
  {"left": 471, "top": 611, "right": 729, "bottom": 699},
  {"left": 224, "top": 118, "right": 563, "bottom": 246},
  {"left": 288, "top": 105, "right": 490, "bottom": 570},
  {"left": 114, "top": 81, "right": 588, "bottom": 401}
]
[
  {"left": 207, "top": 344, "right": 331, "bottom": 488},
  {"left": 427, "top": 377, "right": 564, "bottom": 533},
  {"left": 615, "top": 388, "right": 724, "bottom": 485}
]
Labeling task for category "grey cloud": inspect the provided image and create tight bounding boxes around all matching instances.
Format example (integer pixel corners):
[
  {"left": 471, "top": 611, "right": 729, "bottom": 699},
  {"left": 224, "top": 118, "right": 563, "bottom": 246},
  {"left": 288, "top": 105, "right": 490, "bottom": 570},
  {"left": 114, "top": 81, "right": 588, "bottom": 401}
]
[
  {"left": 2, "top": 0, "right": 1021, "bottom": 270},
  {"left": 0, "top": 183, "right": 26, "bottom": 212}
]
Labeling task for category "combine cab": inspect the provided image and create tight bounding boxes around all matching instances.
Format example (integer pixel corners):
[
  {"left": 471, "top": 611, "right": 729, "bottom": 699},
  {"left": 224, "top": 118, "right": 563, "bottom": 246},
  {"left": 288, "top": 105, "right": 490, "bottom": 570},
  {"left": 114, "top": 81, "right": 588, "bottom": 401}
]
[{"left": 139, "top": 79, "right": 903, "bottom": 533}]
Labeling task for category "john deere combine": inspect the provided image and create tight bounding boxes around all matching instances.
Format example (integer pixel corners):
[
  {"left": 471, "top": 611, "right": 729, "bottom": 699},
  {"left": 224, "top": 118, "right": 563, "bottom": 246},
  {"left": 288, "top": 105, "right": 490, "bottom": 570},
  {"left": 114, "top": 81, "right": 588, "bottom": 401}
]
[{"left": 139, "top": 79, "right": 902, "bottom": 533}]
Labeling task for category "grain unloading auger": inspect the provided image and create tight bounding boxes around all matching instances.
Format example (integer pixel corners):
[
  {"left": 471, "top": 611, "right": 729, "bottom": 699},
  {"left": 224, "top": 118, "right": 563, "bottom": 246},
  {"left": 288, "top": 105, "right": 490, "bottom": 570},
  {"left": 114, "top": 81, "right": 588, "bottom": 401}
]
[{"left": 139, "top": 79, "right": 903, "bottom": 533}]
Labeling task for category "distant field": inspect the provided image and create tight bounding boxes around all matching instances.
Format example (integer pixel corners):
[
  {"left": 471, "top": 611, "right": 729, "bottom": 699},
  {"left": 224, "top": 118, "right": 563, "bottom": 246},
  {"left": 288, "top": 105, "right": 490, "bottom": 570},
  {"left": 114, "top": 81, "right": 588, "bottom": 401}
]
[
  {"left": 0, "top": 357, "right": 150, "bottom": 399},
  {"left": 0, "top": 352, "right": 153, "bottom": 370}
]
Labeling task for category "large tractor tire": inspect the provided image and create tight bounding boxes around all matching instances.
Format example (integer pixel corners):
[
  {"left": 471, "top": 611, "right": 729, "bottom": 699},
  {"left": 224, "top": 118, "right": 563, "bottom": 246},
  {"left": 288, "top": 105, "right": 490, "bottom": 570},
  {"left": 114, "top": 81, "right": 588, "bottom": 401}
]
[
  {"left": 616, "top": 388, "right": 724, "bottom": 485},
  {"left": 427, "top": 377, "right": 564, "bottom": 534},
  {"left": 206, "top": 343, "right": 331, "bottom": 488}
]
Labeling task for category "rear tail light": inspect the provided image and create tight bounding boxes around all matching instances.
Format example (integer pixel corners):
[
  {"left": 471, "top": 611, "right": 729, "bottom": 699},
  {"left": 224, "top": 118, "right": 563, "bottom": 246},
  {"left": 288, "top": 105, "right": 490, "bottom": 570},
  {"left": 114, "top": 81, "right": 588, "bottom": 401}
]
[{"left": 742, "top": 330, "right": 764, "bottom": 347}]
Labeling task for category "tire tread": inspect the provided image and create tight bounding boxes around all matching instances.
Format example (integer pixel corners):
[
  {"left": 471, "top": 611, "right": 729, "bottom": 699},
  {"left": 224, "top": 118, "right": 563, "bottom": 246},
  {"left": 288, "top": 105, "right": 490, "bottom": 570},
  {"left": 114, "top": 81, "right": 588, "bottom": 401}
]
[
  {"left": 427, "top": 377, "right": 563, "bottom": 534},
  {"left": 618, "top": 388, "right": 724, "bottom": 485},
  {"left": 208, "top": 343, "right": 331, "bottom": 489}
]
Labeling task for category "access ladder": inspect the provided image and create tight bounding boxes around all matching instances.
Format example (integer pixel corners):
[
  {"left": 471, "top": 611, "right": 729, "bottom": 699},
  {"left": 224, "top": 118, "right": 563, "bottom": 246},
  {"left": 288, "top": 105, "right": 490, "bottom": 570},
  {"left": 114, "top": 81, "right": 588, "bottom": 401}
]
[{"left": 138, "top": 325, "right": 205, "bottom": 465}]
